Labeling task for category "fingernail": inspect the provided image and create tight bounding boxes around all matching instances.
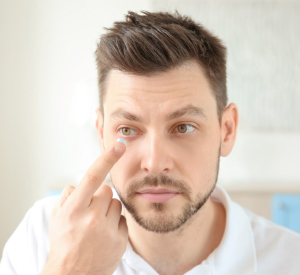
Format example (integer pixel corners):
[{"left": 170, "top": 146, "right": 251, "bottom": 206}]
[
  {"left": 114, "top": 138, "right": 126, "bottom": 154},
  {"left": 116, "top": 138, "right": 126, "bottom": 146}
]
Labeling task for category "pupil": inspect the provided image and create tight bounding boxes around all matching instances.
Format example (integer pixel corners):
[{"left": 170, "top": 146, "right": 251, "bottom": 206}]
[
  {"left": 122, "top": 128, "right": 130, "bottom": 135},
  {"left": 179, "top": 125, "right": 187, "bottom": 133}
]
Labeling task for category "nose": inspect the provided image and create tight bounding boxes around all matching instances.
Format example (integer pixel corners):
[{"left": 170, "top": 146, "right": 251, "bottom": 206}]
[{"left": 140, "top": 133, "right": 174, "bottom": 175}]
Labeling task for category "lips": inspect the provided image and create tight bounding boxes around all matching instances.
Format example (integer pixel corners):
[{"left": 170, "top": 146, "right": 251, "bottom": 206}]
[{"left": 137, "top": 188, "right": 179, "bottom": 203}]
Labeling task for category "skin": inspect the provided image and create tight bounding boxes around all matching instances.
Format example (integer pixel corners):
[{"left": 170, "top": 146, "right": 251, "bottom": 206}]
[
  {"left": 42, "top": 60, "right": 238, "bottom": 275},
  {"left": 95, "top": 61, "right": 239, "bottom": 274},
  {"left": 41, "top": 142, "right": 128, "bottom": 275}
]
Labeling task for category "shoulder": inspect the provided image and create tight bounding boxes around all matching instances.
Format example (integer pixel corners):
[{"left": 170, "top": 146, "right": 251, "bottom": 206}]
[
  {"left": 30, "top": 195, "right": 60, "bottom": 220},
  {"left": 246, "top": 209, "right": 300, "bottom": 247},
  {"left": 0, "top": 196, "right": 60, "bottom": 275},
  {"left": 245, "top": 209, "right": 300, "bottom": 274},
  {"left": 12, "top": 195, "right": 60, "bottom": 238},
  {"left": 14, "top": 194, "right": 59, "bottom": 239},
  {"left": 23, "top": 195, "right": 60, "bottom": 234}
]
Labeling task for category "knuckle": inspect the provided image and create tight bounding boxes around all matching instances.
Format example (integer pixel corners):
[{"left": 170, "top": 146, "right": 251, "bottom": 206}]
[
  {"left": 86, "top": 216, "right": 99, "bottom": 228},
  {"left": 86, "top": 212, "right": 104, "bottom": 227},
  {"left": 111, "top": 198, "right": 122, "bottom": 210},
  {"left": 92, "top": 184, "right": 113, "bottom": 201},
  {"left": 64, "top": 185, "right": 75, "bottom": 191},
  {"left": 104, "top": 184, "right": 113, "bottom": 196},
  {"left": 86, "top": 173, "right": 100, "bottom": 185},
  {"left": 97, "top": 184, "right": 113, "bottom": 198},
  {"left": 62, "top": 185, "right": 75, "bottom": 196},
  {"left": 64, "top": 206, "right": 80, "bottom": 221},
  {"left": 66, "top": 185, "right": 75, "bottom": 192}
]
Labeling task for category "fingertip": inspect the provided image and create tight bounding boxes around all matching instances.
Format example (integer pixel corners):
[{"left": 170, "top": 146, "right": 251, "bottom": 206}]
[
  {"left": 114, "top": 139, "right": 126, "bottom": 155},
  {"left": 116, "top": 138, "right": 126, "bottom": 146}
]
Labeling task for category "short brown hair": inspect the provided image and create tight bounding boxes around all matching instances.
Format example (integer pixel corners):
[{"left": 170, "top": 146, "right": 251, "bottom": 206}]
[{"left": 95, "top": 10, "right": 227, "bottom": 121}]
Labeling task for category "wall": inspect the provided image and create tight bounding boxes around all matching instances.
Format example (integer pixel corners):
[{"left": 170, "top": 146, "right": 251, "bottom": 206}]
[
  {"left": 151, "top": 0, "right": 300, "bottom": 187},
  {"left": 1, "top": 0, "right": 300, "bottom": 258},
  {"left": 0, "top": 0, "right": 151, "bottom": 257},
  {"left": 0, "top": 0, "right": 39, "bottom": 259}
]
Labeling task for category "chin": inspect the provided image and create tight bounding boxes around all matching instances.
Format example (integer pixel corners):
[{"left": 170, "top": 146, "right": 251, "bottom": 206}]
[{"left": 120, "top": 195, "right": 209, "bottom": 234}]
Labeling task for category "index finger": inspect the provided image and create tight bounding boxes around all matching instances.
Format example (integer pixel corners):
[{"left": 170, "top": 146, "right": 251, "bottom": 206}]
[{"left": 70, "top": 138, "right": 126, "bottom": 207}]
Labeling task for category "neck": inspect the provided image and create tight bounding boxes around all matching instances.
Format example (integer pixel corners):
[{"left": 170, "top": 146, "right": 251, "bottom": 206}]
[{"left": 124, "top": 197, "right": 226, "bottom": 275}]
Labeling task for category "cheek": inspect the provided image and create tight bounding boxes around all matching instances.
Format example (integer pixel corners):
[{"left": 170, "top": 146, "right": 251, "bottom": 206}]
[
  {"left": 108, "top": 124, "right": 220, "bottom": 191},
  {"left": 109, "top": 146, "right": 139, "bottom": 191},
  {"left": 181, "top": 136, "right": 220, "bottom": 190}
]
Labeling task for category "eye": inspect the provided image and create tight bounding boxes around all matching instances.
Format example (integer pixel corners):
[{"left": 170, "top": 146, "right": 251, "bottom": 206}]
[
  {"left": 176, "top": 124, "right": 195, "bottom": 134},
  {"left": 119, "top": 127, "right": 137, "bottom": 136}
]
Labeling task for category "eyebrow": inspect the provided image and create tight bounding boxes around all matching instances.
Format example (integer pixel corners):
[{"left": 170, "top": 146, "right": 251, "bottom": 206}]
[
  {"left": 110, "top": 108, "right": 142, "bottom": 122},
  {"left": 109, "top": 104, "right": 207, "bottom": 123},
  {"left": 167, "top": 105, "right": 207, "bottom": 120}
]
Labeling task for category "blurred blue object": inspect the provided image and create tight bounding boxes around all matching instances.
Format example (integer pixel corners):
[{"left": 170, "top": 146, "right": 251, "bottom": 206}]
[
  {"left": 46, "top": 190, "right": 62, "bottom": 197},
  {"left": 272, "top": 194, "right": 300, "bottom": 234}
]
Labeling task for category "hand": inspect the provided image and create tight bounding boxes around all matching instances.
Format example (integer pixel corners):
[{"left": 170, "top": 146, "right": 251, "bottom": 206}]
[{"left": 41, "top": 140, "right": 127, "bottom": 275}]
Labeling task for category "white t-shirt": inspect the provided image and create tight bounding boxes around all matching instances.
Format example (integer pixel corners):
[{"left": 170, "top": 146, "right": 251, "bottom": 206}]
[{"left": 1, "top": 185, "right": 300, "bottom": 275}]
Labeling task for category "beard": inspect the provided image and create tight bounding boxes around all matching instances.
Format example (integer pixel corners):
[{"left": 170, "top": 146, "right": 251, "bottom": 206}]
[{"left": 112, "top": 149, "right": 220, "bottom": 234}]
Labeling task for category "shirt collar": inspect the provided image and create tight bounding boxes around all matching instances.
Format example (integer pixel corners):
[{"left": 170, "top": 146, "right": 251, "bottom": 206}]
[
  {"left": 121, "top": 185, "right": 257, "bottom": 274},
  {"left": 207, "top": 185, "right": 257, "bottom": 274}
]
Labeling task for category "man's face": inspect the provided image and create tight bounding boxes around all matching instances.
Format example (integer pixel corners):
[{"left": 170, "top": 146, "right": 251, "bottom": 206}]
[{"left": 99, "top": 61, "right": 223, "bottom": 233}]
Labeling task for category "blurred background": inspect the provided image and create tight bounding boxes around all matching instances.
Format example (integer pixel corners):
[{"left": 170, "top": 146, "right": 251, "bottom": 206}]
[{"left": 0, "top": 0, "right": 299, "bottom": 256}]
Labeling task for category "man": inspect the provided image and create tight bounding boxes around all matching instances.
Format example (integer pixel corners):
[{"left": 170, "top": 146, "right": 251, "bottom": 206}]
[{"left": 1, "top": 10, "right": 300, "bottom": 275}]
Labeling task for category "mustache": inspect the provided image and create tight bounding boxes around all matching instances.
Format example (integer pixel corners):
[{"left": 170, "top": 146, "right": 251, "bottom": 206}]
[{"left": 126, "top": 174, "right": 192, "bottom": 198}]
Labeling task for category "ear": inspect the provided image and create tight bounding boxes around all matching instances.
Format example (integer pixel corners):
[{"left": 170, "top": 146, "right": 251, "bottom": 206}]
[
  {"left": 220, "top": 103, "right": 239, "bottom": 157},
  {"left": 95, "top": 108, "right": 105, "bottom": 151}
]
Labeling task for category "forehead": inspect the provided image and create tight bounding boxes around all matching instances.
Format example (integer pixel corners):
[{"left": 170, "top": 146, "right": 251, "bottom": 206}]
[{"left": 103, "top": 61, "right": 216, "bottom": 116}]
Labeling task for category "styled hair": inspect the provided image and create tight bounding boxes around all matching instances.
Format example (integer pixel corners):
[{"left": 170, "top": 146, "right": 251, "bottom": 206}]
[{"left": 95, "top": 10, "right": 228, "bottom": 121}]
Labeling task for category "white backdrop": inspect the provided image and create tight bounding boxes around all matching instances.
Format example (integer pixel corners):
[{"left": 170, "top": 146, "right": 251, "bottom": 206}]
[
  {"left": 0, "top": 0, "right": 152, "bottom": 257},
  {"left": 153, "top": 0, "right": 300, "bottom": 131},
  {"left": 1, "top": 0, "right": 299, "bottom": 257},
  {"left": 152, "top": 0, "right": 300, "bottom": 185}
]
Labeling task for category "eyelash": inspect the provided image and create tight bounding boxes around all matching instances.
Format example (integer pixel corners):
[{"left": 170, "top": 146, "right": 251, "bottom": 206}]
[{"left": 117, "top": 124, "right": 196, "bottom": 137}]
